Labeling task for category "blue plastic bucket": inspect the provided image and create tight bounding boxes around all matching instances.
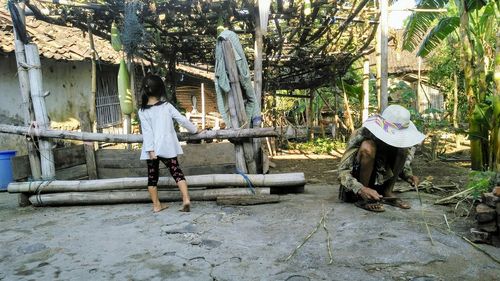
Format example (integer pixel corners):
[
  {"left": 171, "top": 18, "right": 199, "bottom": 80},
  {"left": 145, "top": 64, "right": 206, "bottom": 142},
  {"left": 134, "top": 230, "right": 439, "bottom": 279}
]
[{"left": 0, "top": 150, "right": 17, "bottom": 190}]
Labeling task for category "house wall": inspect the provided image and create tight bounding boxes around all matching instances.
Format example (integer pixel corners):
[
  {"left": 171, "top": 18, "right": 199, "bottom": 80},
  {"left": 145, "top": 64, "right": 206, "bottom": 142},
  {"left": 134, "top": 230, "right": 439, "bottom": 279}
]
[
  {"left": 387, "top": 77, "right": 443, "bottom": 114},
  {"left": 0, "top": 55, "right": 94, "bottom": 153}
]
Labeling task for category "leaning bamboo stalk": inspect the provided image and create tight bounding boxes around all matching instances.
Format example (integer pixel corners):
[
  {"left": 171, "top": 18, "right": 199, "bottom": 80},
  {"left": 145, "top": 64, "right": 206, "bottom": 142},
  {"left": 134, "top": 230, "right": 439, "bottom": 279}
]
[
  {"left": 29, "top": 188, "right": 270, "bottom": 207},
  {"left": 10, "top": 3, "right": 42, "bottom": 181},
  {"left": 0, "top": 124, "right": 277, "bottom": 143},
  {"left": 8, "top": 173, "right": 306, "bottom": 193},
  {"left": 24, "top": 44, "right": 55, "bottom": 179},
  {"left": 221, "top": 40, "right": 248, "bottom": 173},
  {"left": 222, "top": 40, "right": 257, "bottom": 174}
]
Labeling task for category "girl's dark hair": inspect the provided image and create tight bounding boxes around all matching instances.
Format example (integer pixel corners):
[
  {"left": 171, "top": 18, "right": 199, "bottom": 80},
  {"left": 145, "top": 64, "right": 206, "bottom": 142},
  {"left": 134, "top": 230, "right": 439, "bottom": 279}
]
[{"left": 140, "top": 74, "right": 167, "bottom": 110}]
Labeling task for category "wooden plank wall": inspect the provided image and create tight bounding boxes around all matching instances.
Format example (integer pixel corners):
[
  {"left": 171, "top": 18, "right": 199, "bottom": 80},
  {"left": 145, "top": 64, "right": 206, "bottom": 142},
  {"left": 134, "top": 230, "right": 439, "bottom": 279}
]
[
  {"left": 11, "top": 145, "right": 88, "bottom": 181},
  {"left": 12, "top": 143, "right": 237, "bottom": 181},
  {"left": 96, "top": 142, "right": 236, "bottom": 179}
]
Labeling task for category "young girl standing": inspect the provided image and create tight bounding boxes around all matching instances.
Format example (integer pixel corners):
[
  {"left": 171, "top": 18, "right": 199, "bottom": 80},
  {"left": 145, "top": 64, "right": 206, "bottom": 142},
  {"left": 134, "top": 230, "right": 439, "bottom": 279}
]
[{"left": 138, "top": 74, "right": 198, "bottom": 213}]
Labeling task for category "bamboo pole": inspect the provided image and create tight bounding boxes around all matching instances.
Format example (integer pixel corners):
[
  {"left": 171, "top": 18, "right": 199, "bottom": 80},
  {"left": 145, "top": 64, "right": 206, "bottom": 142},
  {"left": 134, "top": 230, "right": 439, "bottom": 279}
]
[
  {"left": 379, "top": 0, "right": 388, "bottom": 111},
  {"left": 8, "top": 173, "right": 305, "bottom": 193},
  {"left": 11, "top": 3, "right": 42, "bottom": 181},
  {"left": 29, "top": 188, "right": 271, "bottom": 207},
  {"left": 24, "top": 44, "right": 56, "bottom": 179},
  {"left": 362, "top": 58, "right": 370, "bottom": 122},
  {"left": 0, "top": 124, "right": 277, "bottom": 143}
]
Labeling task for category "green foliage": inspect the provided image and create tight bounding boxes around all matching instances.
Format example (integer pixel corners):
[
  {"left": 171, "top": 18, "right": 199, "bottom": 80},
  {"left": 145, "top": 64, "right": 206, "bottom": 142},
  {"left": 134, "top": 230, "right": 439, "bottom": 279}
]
[
  {"left": 467, "top": 171, "right": 496, "bottom": 199},
  {"left": 417, "top": 17, "right": 460, "bottom": 57},
  {"left": 402, "top": 0, "right": 449, "bottom": 52},
  {"left": 289, "top": 138, "right": 345, "bottom": 155}
]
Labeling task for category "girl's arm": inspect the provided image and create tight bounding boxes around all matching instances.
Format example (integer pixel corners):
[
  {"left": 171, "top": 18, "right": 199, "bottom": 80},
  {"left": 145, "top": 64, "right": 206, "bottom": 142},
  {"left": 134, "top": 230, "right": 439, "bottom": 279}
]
[
  {"left": 168, "top": 104, "right": 198, "bottom": 134},
  {"left": 139, "top": 110, "right": 156, "bottom": 154}
]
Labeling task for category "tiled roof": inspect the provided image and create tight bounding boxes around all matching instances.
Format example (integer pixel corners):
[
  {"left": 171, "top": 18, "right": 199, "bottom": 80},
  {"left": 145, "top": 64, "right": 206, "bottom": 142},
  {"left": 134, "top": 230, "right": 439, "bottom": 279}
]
[
  {"left": 0, "top": 9, "right": 120, "bottom": 64},
  {"left": 369, "top": 30, "right": 430, "bottom": 75}
]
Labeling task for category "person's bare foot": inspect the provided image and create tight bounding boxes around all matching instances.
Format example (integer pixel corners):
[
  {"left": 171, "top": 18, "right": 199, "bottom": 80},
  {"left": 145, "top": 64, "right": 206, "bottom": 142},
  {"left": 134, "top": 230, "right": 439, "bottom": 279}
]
[
  {"left": 153, "top": 203, "right": 168, "bottom": 213},
  {"left": 179, "top": 202, "right": 190, "bottom": 212}
]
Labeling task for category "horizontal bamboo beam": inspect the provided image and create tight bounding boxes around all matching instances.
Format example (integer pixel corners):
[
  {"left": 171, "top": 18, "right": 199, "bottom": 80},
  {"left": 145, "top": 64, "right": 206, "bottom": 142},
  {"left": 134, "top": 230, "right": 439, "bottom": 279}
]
[
  {"left": 29, "top": 188, "right": 271, "bottom": 207},
  {"left": 0, "top": 124, "right": 277, "bottom": 143},
  {"left": 8, "top": 173, "right": 306, "bottom": 193}
]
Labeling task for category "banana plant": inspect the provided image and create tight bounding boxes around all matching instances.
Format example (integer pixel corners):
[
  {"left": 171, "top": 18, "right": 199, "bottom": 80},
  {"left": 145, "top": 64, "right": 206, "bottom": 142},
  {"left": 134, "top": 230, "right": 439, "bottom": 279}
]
[{"left": 403, "top": 0, "right": 499, "bottom": 171}]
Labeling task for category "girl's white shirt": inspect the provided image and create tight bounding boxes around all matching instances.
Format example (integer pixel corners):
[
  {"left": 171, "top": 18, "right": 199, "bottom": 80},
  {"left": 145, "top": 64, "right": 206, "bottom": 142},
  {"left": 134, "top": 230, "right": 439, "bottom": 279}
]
[{"left": 139, "top": 102, "right": 197, "bottom": 160}]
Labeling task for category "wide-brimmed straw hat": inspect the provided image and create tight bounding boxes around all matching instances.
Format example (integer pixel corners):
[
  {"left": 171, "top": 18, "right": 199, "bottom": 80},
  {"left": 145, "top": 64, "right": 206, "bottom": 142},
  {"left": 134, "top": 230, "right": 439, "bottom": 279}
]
[{"left": 362, "top": 104, "right": 425, "bottom": 148}]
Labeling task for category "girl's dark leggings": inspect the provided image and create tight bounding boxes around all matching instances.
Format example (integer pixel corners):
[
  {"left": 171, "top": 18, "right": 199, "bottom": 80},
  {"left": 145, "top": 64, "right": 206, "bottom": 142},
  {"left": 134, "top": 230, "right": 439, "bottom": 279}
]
[{"left": 146, "top": 157, "right": 185, "bottom": 186}]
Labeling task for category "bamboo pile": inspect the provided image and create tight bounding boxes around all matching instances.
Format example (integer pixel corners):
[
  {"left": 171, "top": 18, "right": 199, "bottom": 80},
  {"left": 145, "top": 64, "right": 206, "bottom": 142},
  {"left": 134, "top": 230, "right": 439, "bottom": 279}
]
[{"left": 8, "top": 173, "right": 305, "bottom": 207}]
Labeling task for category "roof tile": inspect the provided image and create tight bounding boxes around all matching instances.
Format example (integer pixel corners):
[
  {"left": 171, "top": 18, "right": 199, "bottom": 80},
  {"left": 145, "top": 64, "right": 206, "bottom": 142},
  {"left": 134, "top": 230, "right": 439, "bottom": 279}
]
[{"left": 0, "top": 9, "right": 119, "bottom": 64}]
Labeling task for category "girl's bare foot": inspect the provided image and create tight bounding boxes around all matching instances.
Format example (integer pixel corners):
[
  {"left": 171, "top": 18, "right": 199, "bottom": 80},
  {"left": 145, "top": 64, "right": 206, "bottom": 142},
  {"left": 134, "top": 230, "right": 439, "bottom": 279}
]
[
  {"left": 153, "top": 203, "right": 168, "bottom": 213},
  {"left": 179, "top": 203, "right": 190, "bottom": 212}
]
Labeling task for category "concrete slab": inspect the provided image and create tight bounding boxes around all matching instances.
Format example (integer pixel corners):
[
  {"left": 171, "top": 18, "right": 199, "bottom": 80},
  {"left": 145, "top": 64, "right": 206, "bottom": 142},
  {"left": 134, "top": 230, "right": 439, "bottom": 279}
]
[{"left": 0, "top": 185, "right": 499, "bottom": 281}]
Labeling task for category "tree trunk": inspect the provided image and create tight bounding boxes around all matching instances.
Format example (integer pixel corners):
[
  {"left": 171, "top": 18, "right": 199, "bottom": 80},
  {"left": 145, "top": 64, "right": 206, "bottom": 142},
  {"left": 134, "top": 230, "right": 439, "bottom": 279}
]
[
  {"left": 459, "top": 3, "right": 482, "bottom": 170},
  {"left": 492, "top": 28, "right": 500, "bottom": 171},
  {"left": 453, "top": 72, "right": 461, "bottom": 149},
  {"left": 453, "top": 73, "right": 459, "bottom": 129}
]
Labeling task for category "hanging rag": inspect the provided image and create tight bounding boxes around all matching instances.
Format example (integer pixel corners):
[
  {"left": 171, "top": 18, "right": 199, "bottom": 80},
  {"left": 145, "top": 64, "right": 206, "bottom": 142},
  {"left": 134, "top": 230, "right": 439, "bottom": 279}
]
[{"left": 214, "top": 30, "right": 261, "bottom": 128}]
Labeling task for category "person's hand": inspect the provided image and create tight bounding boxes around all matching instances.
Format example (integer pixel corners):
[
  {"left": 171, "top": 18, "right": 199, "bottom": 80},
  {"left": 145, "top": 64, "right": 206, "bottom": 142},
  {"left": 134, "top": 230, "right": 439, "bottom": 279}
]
[
  {"left": 407, "top": 175, "right": 419, "bottom": 187},
  {"left": 358, "top": 187, "right": 383, "bottom": 201},
  {"left": 148, "top": 151, "right": 157, "bottom": 160}
]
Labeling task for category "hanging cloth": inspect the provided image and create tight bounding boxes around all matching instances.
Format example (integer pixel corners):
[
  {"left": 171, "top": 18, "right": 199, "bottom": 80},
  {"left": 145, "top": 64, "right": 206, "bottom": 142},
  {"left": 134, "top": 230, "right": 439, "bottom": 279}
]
[{"left": 214, "top": 30, "right": 261, "bottom": 128}]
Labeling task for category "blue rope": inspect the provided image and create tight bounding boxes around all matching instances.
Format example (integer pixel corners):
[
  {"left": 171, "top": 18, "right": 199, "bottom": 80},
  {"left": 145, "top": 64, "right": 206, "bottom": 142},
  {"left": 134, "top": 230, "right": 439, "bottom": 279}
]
[{"left": 236, "top": 168, "right": 255, "bottom": 195}]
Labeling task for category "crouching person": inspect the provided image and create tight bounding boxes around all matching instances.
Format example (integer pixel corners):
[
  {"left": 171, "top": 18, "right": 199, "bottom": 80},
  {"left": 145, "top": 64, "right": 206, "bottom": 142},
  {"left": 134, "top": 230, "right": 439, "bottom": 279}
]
[{"left": 338, "top": 105, "right": 425, "bottom": 212}]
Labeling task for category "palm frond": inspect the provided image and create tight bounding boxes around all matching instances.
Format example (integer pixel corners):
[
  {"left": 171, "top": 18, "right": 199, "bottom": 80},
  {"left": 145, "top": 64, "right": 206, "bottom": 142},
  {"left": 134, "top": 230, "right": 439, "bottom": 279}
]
[
  {"left": 402, "top": 0, "right": 450, "bottom": 52},
  {"left": 417, "top": 17, "right": 459, "bottom": 57}
]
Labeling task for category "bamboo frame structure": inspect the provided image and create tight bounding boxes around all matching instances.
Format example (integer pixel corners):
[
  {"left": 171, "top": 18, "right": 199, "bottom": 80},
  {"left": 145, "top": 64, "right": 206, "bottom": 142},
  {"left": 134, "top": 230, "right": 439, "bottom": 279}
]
[{"left": 0, "top": 124, "right": 277, "bottom": 143}]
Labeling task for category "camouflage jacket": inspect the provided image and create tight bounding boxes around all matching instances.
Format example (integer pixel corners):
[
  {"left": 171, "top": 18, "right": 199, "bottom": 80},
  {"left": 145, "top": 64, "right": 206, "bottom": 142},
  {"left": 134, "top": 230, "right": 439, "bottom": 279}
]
[{"left": 338, "top": 128, "right": 415, "bottom": 194}]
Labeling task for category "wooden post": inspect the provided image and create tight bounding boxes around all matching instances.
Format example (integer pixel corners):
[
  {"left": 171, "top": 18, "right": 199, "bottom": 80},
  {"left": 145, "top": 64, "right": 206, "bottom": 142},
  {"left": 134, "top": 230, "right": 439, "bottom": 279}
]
[
  {"left": 201, "top": 83, "right": 206, "bottom": 130},
  {"left": 11, "top": 3, "right": 42, "bottom": 181},
  {"left": 362, "top": 58, "right": 370, "bottom": 122},
  {"left": 79, "top": 112, "right": 98, "bottom": 179},
  {"left": 379, "top": 0, "right": 389, "bottom": 111},
  {"left": 125, "top": 55, "right": 135, "bottom": 150},
  {"left": 88, "top": 16, "right": 97, "bottom": 126},
  {"left": 254, "top": 2, "right": 264, "bottom": 108},
  {"left": 342, "top": 83, "right": 355, "bottom": 133},
  {"left": 376, "top": 13, "right": 381, "bottom": 111},
  {"left": 308, "top": 90, "right": 315, "bottom": 140},
  {"left": 24, "top": 44, "right": 56, "bottom": 179},
  {"left": 221, "top": 40, "right": 257, "bottom": 174}
]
